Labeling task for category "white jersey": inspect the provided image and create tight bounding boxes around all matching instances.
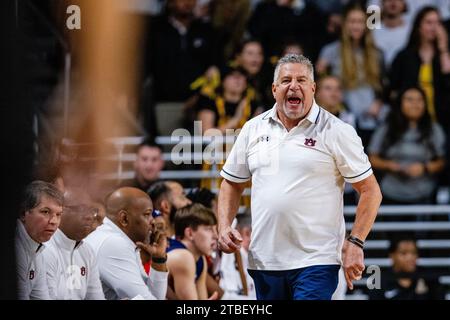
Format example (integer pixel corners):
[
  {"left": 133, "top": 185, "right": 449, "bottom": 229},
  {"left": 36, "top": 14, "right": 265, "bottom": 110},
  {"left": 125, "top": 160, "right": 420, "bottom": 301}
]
[
  {"left": 15, "top": 220, "right": 50, "bottom": 300},
  {"left": 221, "top": 102, "right": 372, "bottom": 270},
  {"left": 43, "top": 229, "right": 105, "bottom": 300},
  {"left": 85, "top": 217, "right": 168, "bottom": 300},
  {"left": 220, "top": 249, "right": 256, "bottom": 300}
]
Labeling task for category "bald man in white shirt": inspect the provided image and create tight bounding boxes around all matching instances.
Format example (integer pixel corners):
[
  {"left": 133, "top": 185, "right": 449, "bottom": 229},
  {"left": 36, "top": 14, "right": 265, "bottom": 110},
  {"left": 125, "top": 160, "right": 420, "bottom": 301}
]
[{"left": 85, "top": 187, "right": 168, "bottom": 300}]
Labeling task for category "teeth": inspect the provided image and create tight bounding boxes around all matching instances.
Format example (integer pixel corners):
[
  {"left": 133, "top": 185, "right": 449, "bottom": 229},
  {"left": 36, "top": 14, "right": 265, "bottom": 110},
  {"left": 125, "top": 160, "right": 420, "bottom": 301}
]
[{"left": 288, "top": 98, "right": 301, "bottom": 104}]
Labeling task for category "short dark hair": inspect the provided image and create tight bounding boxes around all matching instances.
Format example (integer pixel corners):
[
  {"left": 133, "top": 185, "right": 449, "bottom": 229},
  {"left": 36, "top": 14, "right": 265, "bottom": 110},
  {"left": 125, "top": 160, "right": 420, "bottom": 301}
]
[
  {"left": 174, "top": 203, "right": 217, "bottom": 238},
  {"left": 237, "top": 212, "right": 252, "bottom": 229},
  {"left": 388, "top": 234, "right": 417, "bottom": 254},
  {"left": 20, "top": 180, "right": 63, "bottom": 216},
  {"left": 186, "top": 188, "right": 216, "bottom": 209},
  {"left": 136, "top": 137, "right": 163, "bottom": 153},
  {"left": 147, "top": 181, "right": 171, "bottom": 209}
]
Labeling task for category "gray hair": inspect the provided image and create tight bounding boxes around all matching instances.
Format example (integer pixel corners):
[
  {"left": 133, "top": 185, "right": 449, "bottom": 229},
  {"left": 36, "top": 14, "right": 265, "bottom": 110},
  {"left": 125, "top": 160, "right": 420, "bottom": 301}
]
[
  {"left": 273, "top": 54, "right": 314, "bottom": 83},
  {"left": 20, "top": 180, "right": 63, "bottom": 216}
]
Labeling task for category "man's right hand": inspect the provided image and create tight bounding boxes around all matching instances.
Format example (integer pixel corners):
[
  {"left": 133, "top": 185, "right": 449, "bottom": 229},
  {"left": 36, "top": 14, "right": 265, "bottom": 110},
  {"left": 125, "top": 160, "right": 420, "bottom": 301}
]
[{"left": 218, "top": 226, "right": 243, "bottom": 253}]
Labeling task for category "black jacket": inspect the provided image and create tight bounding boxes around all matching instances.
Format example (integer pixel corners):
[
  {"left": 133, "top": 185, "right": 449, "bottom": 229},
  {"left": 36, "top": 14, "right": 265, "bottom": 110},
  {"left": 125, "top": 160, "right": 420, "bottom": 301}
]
[
  {"left": 389, "top": 47, "right": 450, "bottom": 128},
  {"left": 147, "top": 15, "right": 224, "bottom": 102}
]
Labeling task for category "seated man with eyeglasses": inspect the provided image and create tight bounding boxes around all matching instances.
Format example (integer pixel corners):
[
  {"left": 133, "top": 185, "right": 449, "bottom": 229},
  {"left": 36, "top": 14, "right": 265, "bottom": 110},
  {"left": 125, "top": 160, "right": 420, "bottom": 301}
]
[{"left": 43, "top": 186, "right": 105, "bottom": 299}]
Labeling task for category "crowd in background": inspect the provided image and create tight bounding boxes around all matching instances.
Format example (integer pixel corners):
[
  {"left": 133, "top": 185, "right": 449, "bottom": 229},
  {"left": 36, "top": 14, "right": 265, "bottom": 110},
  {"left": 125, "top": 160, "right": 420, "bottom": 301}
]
[
  {"left": 19, "top": 0, "right": 450, "bottom": 300},
  {"left": 138, "top": 0, "right": 450, "bottom": 204}
]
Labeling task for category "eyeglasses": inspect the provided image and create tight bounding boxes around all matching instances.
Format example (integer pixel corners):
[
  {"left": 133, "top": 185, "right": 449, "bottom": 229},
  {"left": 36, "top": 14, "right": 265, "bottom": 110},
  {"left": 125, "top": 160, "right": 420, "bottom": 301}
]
[
  {"left": 64, "top": 205, "right": 99, "bottom": 218},
  {"left": 152, "top": 209, "right": 162, "bottom": 218}
]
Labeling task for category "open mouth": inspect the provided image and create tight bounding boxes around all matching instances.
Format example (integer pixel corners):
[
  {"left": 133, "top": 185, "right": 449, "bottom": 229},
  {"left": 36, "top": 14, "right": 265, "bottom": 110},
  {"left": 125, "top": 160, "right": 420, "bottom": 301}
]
[{"left": 287, "top": 97, "right": 301, "bottom": 105}]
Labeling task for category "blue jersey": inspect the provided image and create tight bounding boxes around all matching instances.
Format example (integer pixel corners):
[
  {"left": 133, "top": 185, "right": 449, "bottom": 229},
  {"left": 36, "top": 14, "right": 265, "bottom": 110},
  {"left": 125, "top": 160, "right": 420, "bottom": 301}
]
[{"left": 167, "top": 238, "right": 204, "bottom": 280}]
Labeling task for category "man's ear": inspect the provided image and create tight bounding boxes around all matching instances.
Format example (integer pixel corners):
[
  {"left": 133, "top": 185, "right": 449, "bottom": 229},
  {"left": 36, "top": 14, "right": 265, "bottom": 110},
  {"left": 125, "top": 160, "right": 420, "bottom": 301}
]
[
  {"left": 160, "top": 199, "right": 170, "bottom": 215},
  {"left": 118, "top": 210, "right": 128, "bottom": 227},
  {"left": 311, "top": 81, "right": 316, "bottom": 94},
  {"left": 157, "top": 155, "right": 164, "bottom": 171},
  {"left": 184, "top": 227, "right": 194, "bottom": 241},
  {"left": 19, "top": 211, "right": 27, "bottom": 222},
  {"left": 272, "top": 82, "right": 277, "bottom": 99}
]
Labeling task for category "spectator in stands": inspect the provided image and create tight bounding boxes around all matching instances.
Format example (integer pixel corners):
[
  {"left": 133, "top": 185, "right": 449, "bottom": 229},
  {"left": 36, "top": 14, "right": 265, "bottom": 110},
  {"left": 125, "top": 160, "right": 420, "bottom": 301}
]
[
  {"left": 44, "top": 187, "right": 105, "bottom": 299},
  {"left": 279, "top": 39, "right": 304, "bottom": 57},
  {"left": 189, "top": 39, "right": 269, "bottom": 111},
  {"left": 229, "top": 39, "right": 273, "bottom": 108},
  {"left": 210, "top": 0, "right": 252, "bottom": 60},
  {"left": 166, "top": 203, "right": 218, "bottom": 299},
  {"left": 315, "top": 75, "right": 357, "bottom": 205},
  {"left": 369, "top": 86, "right": 446, "bottom": 204},
  {"left": 196, "top": 65, "right": 263, "bottom": 134},
  {"left": 368, "top": 235, "right": 445, "bottom": 300},
  {"left": 373, "top": 0, "right": 412, "bottom": 70},
  {"left": 147, "top": 0, "right": 223, "bottom": 102},
  {"left": 16, "top": 181, "right": 63, "bottom": 300},
  {"left": 219, "top": 212, "right": 256, "bottom": 300},
  {"left": 317, "top": 2, "right": 386, "bottom": 146},
  {"left": 247, "top": 0, "right": 328, "bottom": 63},
  {"left": 315, "top": 75, "right": 356, "bottom": 128},
  {"left": 85, "top": 187, "right": 168, "bottom": 300},
  {"left": 194, "top": 65, "right": 263, "bottom": 192},
  {"left": 125, "top": 138, "right": 164, "bottom": 192},
  {"left": 268, "top": 39, "right": 304, "bottom": 71},
  {"left": 368, "top": 0, "right": 450, "bottom": 22},
  {"left": 310, "top": 0, "right": 345, "bottom": 44},
  {"left": 389, "top": 6, "right": 450, "bottom": 129}
]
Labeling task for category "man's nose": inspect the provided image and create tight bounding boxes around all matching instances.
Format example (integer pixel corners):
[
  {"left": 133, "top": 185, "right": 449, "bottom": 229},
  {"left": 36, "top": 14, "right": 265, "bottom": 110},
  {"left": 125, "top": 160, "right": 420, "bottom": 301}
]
[
  {"left": 288, "top": 80, "right": 300, "bottom": 90},
  {"left": 49, "top": 214, "right": 59, "bottom": 225},
  {"left": 83, "top": 213, "right": 95, "bottom": 223}
]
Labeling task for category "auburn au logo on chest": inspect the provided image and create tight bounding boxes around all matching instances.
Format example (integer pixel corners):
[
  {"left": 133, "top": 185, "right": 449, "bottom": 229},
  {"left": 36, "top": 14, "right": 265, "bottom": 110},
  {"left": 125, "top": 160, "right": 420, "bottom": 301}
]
[{"left": 304, "top": 138, "right": 316, "bottom": 147}]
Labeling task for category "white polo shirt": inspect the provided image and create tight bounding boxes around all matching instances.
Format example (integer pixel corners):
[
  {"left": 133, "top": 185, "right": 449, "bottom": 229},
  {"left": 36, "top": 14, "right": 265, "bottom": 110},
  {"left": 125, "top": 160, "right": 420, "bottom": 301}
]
[
  {"left": 220, "top": 101, "right": 372, "bottom": 270},
  {"left": 43, "top": 229, "right": 105, "bottom": 300},
  {"left": 85, "top": 217, "right": 168, "bottom": 300},
  {"left": 15, "top": 220, "right": 50, "bottom": 300}
]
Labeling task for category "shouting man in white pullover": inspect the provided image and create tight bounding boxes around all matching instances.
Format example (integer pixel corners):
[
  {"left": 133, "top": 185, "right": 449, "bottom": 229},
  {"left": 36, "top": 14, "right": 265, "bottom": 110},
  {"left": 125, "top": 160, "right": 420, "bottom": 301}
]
[
  {"left": 85, "top": 187, "right": 168, "bottom": 300},
  {"left": 44, "top": 186, "right": 105, "bottom": 299}
]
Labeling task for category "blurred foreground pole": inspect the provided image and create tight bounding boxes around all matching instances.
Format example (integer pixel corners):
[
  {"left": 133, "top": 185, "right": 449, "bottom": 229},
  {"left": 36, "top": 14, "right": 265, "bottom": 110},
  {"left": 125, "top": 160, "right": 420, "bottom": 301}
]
[{"left": 62, "top": 0, "right": 144, "bottom": 197}]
